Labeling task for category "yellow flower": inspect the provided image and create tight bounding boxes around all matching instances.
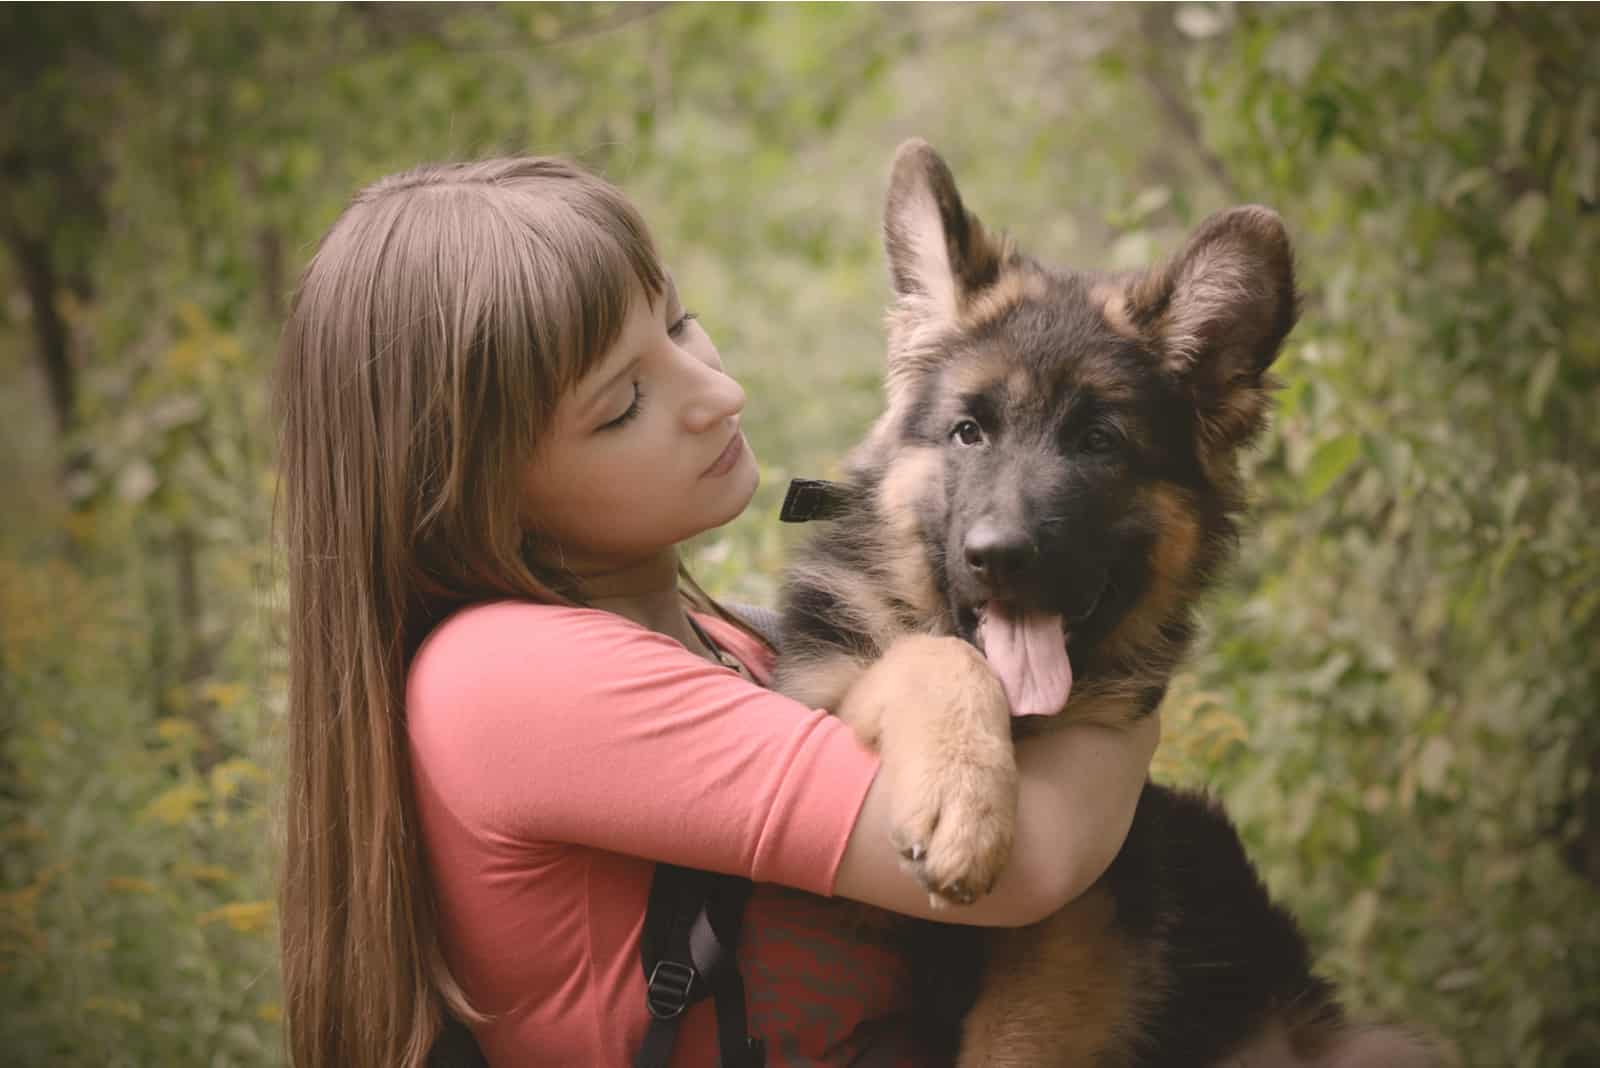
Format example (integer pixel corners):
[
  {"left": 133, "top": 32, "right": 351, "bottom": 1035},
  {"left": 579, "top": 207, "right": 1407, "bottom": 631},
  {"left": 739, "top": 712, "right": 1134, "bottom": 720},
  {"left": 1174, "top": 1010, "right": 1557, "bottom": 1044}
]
[
  {"left": 0, "top": 884, "right": 42, "bottom": 920},
  {"left": 104, "top": 876, "right": 159, "bottom": 896},
  {"left": 201, "top": 682, "right": 247, "bottom": 710},
  {"left": 83, "top": 996, "right": 144, "bottom": 1021},
  {"left": 197, "top": 900, "right": 274, "bottom": 934},
  {"left": 210, "top": 757, "right": 267, "bottom": 801},
  {"left": 0, "top": 822, "right": 45, "bottom": 845},
  {"left": 141, "top": 783, "right": 207, "bottom": 826},
  {"left": 178, "top": 864, "right": 233, "bottom": 885},
  {"left": 155, "top": 717, "right": 199, "bottom": 743}
]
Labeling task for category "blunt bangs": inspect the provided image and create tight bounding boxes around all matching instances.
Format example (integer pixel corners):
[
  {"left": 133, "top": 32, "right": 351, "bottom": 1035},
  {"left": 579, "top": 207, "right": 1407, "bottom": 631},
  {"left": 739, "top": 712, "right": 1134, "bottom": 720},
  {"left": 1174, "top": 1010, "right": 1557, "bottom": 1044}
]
[{"left": 492, "top": 176, "right": 667, "bottom": 409}]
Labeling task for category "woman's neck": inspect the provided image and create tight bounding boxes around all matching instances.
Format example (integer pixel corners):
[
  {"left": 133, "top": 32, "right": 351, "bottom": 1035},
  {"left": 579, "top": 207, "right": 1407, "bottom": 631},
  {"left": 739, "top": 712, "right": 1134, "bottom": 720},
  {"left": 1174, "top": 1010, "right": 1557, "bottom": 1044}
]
[{"left": 578, "top": 549, "right": 711, "bottom": 659}]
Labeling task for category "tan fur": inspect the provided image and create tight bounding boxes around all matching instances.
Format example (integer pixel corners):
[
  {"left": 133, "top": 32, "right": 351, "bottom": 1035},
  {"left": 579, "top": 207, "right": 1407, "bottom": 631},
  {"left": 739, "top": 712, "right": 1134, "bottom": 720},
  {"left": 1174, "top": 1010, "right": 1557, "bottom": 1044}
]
[
  {"left": 772, "top": 647, "right": 867, "bottom": 711},
  {"left": 1124, "top": 206, "right": 1291, "bottom": 378},
  {"left": 835, "top": 635, "right": 1019, "bottom": 902},
  {"left": 1098, "top": 485, "right": 1202, "bottom": 666},
  {"left": 1311, "top": 1028, "right": 1449, "bottom": 1068},
  {"left": 876, "top": 446, "right": 949, "bottom": 623},
  {"left": 1140, "top": 243, "right": 1256, "bottom": 371},
  {"left": 780, "top": 558, "right": 896, "bottom": 651},
  {"left": 960, "top": 268, "right": 1046, "bottom": 332},
  {"left": 1222, "top": 1020, "right": 1448, "bottom": 1068},
  {"left": 946, "top": 348, "right": 1013, "bottom": 402},
  {"left": 1059, "top": 684, "right": 1154, "bottom": 731},
  {"left": 1091, "top": 281, "right": 1139, "bottom": 342},
  {"left": 957, "top": 885, "right": 1144, "bottom": 1067},
  {"left": 1199, "top": 383, "right": 1272, "bottom": 453},
  {"left": 1005, "top": 365, "right": 1036, "bottom": 407},
  {"left": 883, "top": 307, "right": 954, "bottom": 410},
  {"left": 894, "top": 174, "right": 965, "bottom": 319}
]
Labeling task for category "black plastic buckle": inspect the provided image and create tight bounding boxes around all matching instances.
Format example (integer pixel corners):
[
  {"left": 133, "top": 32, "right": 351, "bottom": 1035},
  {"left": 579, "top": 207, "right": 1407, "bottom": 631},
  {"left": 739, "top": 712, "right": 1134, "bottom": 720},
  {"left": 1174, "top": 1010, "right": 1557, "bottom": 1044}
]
[
  {"left": 779, "top": 478, "right": 849, "bottom": 523},
  {"left": 646, "top": 960, "right": 697, "bottom": 1019}
]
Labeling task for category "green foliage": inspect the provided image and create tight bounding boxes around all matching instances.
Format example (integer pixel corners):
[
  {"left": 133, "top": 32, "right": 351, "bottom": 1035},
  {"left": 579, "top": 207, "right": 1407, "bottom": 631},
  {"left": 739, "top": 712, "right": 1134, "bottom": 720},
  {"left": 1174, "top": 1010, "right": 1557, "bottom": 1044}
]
[
  {"left": 1, "top": 4, "right": 1595, "bottom": 1065},
  {"left": 1171, "top": 5, "right": 1600, "bottom": 1064}
]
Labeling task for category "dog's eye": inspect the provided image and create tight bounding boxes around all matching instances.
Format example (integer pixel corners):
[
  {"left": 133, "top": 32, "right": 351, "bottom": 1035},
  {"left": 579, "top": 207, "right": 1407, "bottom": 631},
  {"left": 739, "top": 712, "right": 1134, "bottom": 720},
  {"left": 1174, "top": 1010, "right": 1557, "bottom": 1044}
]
[
  {"left": 1080, "top": 427, "right": 1120, "bottom": 454},
  {"left": 952, "top": 420, "right": 985, "bottom": 446}
]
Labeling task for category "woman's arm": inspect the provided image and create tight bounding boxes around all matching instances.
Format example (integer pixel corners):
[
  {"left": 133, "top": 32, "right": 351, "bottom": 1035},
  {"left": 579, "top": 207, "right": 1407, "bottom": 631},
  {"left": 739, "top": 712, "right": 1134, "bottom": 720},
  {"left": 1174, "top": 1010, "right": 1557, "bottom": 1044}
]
[
  {"left": 409, "top": 601, "right": 1153, "bottom": 925},
  {"left": 833, "top": 706, "right": 1159, "bottom": 928}
]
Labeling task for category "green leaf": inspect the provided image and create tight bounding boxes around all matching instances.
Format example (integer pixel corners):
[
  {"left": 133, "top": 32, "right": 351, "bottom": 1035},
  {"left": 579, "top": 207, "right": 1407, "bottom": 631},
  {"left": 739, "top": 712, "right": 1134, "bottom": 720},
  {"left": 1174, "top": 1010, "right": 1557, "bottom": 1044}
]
[
  {"left": 1276, "top": 376, "right": 1308, "bottom": 420},
  {"left": 1503, "top": 74, "right": 1535, "bottom": 153},
  {"left": 1417, "top": 735, "right": 1455, "bottom": 795},
  {"left": 1573, "top": 88, "right": 1599, "bottom": 202},
  {"left": 1505, "top": 191, "right": 1547, "bottom": 257},
  {"left": 1524, "top": 349, "right": 1559, "bottom": 418},
  {"left": 1303, "top": 432, "right": 1363, "bottom": 499}
]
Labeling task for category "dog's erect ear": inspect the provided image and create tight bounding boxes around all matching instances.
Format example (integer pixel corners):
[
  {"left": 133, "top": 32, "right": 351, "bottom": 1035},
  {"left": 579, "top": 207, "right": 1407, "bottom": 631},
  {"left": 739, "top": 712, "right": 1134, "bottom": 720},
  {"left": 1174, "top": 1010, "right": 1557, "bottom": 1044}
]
[
  {"left": 1116, "top": 206, "right": 1298, "bottom": 381},
  {"left": 1103, "top": 206, "right": 1298, "bottom": 445},
  {"left": 883, "top": 139, "right": 1007, "bottom": 324}
]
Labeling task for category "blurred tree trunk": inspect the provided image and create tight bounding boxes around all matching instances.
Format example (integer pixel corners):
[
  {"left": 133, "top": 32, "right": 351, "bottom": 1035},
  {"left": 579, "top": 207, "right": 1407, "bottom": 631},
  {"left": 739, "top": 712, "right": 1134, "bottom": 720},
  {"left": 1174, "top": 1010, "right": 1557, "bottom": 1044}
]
[
  {"left": 1, "top": 7, "right": 119, "bottom": 486},
  {"left": 1, "top": 224, "right": 78, "bottom": 440}
]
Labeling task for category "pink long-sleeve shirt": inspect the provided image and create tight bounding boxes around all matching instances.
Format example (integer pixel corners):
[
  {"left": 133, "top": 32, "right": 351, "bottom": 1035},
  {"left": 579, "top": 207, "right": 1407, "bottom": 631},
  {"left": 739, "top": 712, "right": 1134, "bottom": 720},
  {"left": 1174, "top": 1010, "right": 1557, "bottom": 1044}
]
[{"left": 407, "top": 601, "right": 929, "bottom": 1066}]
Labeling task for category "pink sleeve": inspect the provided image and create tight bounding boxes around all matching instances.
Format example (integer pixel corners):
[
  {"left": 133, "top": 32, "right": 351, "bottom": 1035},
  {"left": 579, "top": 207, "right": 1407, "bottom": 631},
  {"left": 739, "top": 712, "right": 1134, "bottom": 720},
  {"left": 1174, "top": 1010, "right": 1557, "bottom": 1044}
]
[{"left": 406, "top": 601, "right": 879, "bottom": 895}]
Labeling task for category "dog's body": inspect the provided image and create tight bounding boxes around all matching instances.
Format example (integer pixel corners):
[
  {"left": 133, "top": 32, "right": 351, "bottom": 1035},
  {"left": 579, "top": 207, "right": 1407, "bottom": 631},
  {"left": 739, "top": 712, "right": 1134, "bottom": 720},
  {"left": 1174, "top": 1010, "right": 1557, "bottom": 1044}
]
[{"left": 769, "top": 141, "right": 1438, "bottom": 1067}]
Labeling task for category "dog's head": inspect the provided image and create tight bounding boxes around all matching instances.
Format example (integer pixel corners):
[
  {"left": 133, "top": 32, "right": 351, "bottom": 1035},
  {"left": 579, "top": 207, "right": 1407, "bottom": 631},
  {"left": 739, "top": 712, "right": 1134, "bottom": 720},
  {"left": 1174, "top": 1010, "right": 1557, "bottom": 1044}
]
[{"left": 873, "top": 139, "right": 1298, "bottom": 711}]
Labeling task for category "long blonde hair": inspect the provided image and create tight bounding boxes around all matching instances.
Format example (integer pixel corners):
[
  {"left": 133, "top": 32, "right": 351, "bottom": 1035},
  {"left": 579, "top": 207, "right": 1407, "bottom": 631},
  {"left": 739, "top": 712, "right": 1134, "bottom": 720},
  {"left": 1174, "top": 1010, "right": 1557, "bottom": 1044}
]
[{"left": 271, "top": 157, "right": 672, "bottom": 1068}]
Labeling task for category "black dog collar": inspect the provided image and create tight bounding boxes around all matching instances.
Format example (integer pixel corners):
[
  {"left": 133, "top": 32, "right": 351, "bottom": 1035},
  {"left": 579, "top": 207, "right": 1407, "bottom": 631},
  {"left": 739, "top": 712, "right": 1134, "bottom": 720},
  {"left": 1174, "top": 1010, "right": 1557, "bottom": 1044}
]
[{"left": 779, "top": 478, "right": 851, "bottom": 523}]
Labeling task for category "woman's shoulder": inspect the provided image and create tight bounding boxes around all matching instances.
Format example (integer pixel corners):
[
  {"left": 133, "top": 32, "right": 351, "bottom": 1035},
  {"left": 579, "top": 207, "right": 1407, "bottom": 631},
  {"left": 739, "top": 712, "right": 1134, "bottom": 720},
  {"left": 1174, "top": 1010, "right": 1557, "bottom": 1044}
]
[
  {"left": 406, "top": 599, "right": 781, "bottom": 717},
  {"left": 408, "top": 601, "right": 670, "bottom": 714},
  {"left": 415, "top": 599, "right": 663, "bottom": 667},
  {"left": 423, "top": 597, "right": 640, "bottom": 640}
]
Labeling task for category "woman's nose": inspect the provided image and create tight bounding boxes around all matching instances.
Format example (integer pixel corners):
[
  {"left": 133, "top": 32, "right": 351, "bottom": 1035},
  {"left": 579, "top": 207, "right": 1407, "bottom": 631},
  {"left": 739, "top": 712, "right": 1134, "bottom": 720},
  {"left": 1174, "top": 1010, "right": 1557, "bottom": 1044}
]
[{"left": 683, "top": 365, "right": 746, "bottom": 433}]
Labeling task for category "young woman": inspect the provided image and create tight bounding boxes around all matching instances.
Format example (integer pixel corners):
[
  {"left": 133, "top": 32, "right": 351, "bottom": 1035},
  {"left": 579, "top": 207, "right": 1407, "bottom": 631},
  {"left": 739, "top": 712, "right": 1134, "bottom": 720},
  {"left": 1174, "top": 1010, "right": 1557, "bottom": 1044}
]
[{"left": 273, "top": 156, "right": 1159, "bottom": 1068}]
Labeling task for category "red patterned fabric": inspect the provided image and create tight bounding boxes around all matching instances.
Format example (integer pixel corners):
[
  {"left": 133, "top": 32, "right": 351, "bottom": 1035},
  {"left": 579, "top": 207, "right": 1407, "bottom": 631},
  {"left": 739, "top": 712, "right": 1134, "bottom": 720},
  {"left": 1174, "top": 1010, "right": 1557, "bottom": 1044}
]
[{"left": 743, "top": 885, "right": 931, "bottom": 1066}]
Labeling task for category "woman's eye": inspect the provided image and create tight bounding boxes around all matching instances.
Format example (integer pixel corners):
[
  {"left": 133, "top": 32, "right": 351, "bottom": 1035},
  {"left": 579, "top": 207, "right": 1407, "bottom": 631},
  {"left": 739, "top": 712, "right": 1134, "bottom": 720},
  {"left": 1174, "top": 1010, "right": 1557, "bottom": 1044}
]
[
  {"left": 599, "top": 383, "right": 645, "bottom": 431},
  {"left": 1080, "top": 427, "right": 1119, "bottom": 454},
  {"left": 951, "top": 420, "right": 984, "bottom": 446},
  {"left": 669, "top": 310, "right": 698, "bottom": 339}
]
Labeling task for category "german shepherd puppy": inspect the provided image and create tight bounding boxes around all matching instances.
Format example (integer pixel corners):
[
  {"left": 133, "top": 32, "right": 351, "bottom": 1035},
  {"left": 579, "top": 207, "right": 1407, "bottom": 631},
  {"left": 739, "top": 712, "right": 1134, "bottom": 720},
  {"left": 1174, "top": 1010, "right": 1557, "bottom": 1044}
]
[{"left": 770, "top": 141, "right": 1439, "bottom": 1067}]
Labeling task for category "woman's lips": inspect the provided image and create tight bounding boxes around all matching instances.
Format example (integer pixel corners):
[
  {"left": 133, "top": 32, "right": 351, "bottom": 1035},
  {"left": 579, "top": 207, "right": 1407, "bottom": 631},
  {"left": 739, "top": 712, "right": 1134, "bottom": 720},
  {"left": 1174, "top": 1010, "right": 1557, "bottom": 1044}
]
[{"left": 702, "top": 431, "right": 745, "bottom": 477}]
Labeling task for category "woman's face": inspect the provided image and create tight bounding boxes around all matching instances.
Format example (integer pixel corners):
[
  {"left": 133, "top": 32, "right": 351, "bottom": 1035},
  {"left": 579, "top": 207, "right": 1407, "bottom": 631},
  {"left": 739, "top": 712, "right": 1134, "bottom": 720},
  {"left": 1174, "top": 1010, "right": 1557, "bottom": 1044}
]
[{"left": 519, "top": 274, "right": 759, "bottom": 574}]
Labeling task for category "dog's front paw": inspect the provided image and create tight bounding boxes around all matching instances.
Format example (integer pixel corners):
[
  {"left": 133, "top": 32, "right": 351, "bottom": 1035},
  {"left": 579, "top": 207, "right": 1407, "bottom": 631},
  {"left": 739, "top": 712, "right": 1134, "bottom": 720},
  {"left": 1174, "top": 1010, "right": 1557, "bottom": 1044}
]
[
  {"left": 831, "top": 634, "right": 1020, "bottom": 907},
  {"left": 889, "top": 730, "right": 1018, "bottom": 907}
]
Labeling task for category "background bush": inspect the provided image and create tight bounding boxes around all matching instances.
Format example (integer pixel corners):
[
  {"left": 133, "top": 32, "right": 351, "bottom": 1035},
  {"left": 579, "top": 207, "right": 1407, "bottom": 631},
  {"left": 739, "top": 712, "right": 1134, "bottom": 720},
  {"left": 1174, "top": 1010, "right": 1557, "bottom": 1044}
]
[{"left": 2, "top": 4, "right": 1595, "bottom": 1065}]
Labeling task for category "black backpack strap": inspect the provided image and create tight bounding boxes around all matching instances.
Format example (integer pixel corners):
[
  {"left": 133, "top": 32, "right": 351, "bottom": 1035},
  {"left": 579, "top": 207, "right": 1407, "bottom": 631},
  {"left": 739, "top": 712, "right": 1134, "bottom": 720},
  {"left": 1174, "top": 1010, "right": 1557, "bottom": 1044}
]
[
  {"left": 636, "top": 863, "right": 765, "bottom": 1068},
  {"left": 431, "top": 604, "right": 782, "bottom": 1068},
  {"left": 427, "top": 1015, "right": 490, "bottom": 1068}
]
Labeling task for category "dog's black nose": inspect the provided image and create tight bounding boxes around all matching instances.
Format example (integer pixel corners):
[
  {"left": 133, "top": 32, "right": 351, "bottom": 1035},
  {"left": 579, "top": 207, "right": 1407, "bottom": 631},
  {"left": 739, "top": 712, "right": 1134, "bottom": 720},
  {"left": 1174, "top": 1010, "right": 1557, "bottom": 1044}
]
[{"left": 964, "top": 520, "right": 1036, "bottom": 587}]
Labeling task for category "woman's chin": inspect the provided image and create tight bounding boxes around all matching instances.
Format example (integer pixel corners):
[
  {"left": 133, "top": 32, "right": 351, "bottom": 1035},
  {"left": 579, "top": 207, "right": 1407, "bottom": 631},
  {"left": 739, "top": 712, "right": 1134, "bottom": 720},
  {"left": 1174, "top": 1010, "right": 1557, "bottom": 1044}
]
[{"left": 704, "top": 450, "right": 761, "bottom": 531}]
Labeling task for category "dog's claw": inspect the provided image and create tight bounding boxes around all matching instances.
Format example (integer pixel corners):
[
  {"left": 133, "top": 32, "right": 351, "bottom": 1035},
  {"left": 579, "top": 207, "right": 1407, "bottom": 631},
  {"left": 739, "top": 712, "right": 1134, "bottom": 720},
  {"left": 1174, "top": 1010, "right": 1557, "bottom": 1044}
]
[
  {"left": 945, "top": 880, "right": 976, "bottom": 905},
  {"left": 888, "top": 751, "right": 1016, "bottom": 907}
]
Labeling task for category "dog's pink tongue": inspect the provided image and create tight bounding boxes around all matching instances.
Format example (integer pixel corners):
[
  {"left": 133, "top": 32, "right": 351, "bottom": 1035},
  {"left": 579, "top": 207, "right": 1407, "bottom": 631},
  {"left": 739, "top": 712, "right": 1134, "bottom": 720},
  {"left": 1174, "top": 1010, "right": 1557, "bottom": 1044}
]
[{"left": 979, "top": 604, "right": 1073, "bottom": 718}]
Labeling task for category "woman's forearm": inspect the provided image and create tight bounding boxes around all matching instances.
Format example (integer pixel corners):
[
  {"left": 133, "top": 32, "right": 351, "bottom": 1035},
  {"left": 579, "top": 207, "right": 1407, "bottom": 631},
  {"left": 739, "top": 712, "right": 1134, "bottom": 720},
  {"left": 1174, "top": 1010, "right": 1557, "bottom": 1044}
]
[{"left": 1012, "top": 711, "right": 1160, "bottom": 910}]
